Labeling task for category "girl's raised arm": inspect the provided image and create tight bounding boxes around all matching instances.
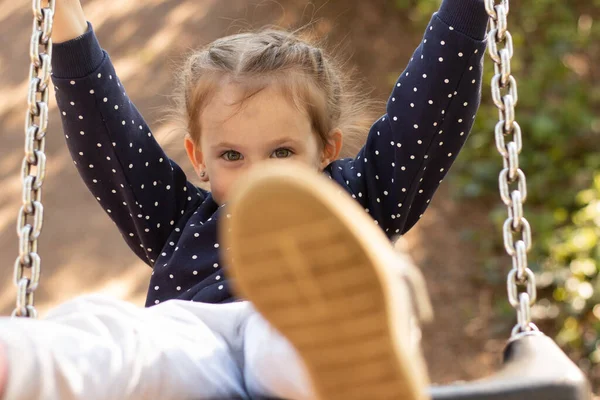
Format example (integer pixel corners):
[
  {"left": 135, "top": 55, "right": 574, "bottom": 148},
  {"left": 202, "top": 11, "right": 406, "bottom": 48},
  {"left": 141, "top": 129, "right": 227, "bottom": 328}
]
[
  {"left": 51, "top": 5, "right": 204, "bottom": 267},
  {"left": 53, "top": 0, "right": 88, "bottom": 43},
  {"left": 328, "top": 0, "right": 488, "bottom": 238}
]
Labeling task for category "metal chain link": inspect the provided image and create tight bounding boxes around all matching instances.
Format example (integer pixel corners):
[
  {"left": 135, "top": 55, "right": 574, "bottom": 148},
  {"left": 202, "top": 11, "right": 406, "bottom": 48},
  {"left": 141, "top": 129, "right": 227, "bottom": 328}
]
[
  {"left": 12, "top": 1, "right": 537, "bottom": 329},
  {"left": 485, "top": 0, "right": 539, "bottom": 336},
  {"left": 12, "top": 0, "right": 55, "bottom": 318}
]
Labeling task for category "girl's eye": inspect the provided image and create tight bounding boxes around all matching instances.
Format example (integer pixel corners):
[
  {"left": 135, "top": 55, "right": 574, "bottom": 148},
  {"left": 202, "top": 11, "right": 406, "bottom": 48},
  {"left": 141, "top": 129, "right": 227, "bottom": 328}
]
[
  {"left": 271, "top": 148, "right": 293, "bottom": 159},
  {"left": 221, "top": 150, "right": 242, "bottom": 161}
]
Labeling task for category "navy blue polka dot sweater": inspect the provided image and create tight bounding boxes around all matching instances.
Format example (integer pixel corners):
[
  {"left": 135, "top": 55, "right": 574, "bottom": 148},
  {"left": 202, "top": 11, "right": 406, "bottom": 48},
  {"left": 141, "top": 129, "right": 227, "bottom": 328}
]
[{"left": 51, "top": 0, "right": 489, "bottom": 306}]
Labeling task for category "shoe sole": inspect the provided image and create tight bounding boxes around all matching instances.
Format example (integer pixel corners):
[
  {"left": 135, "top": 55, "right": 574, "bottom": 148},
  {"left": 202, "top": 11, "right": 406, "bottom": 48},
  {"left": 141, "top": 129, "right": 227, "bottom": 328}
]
[{"left": 222, "top": 164, "right": 428, "bottom": 400}]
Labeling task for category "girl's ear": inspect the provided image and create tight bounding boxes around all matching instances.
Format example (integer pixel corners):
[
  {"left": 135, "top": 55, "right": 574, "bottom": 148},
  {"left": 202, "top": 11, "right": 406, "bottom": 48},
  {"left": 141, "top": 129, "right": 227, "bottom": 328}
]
[
  {"left": 320, "top": 128, "right": 343, "bottom": 169},
  {"left": 184, "top": 135, "right": 210, "bottom": 182}
]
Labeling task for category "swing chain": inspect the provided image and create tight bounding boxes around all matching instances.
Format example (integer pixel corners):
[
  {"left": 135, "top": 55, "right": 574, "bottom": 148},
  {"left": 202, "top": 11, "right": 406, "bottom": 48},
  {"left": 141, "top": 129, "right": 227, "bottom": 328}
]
[
  {"left": 12, "top": 0, "right": 55, "bottom": 319},
  {"left": 486, "top": 0, "right": 539, "bottom": 336}
]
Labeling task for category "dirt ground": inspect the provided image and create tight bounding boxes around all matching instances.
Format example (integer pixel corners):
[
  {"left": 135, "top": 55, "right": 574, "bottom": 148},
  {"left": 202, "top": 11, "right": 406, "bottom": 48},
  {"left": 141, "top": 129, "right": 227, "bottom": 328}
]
[{"left": 0, "top": 0, "right": 509, "bottom": 387}]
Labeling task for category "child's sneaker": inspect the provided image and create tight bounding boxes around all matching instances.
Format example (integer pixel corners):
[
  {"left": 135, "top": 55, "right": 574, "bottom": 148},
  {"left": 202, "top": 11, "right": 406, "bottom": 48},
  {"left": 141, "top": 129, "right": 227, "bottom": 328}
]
[{"left": 222, "top": 163, "right": 433, "bottom": 400}]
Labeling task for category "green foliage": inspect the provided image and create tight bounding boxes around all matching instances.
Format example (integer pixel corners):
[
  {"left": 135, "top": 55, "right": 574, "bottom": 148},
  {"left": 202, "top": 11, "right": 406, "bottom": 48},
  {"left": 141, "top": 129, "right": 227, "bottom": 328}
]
[{"left": 395, "top": 0, "right": 600, "bottom": 383}]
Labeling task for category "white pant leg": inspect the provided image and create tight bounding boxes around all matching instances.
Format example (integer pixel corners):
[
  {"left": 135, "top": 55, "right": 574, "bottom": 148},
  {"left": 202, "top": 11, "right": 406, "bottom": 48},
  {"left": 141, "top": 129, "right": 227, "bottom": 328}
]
[
  {"left": 242, "top": 311, "right": 315, "bottom": 400},
  {"left": 1, "top": 294, "right": 250, "bottom": 400}
]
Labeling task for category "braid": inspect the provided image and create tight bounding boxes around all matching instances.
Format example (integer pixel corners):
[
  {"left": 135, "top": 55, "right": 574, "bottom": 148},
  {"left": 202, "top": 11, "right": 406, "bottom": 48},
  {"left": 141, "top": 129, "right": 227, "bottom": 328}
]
[{"left": 172, "top": 27, "right": 377, "bottom": 157}]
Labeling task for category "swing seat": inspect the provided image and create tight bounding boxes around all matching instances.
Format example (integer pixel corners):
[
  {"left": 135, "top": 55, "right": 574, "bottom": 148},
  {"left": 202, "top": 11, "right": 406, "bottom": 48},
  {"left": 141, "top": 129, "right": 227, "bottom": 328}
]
[
  {"left": 429, "top": 333, "right": 591, "bottom": 400},
  {"left": 260, "top": 333, "right": 591, "bottom": 400}
]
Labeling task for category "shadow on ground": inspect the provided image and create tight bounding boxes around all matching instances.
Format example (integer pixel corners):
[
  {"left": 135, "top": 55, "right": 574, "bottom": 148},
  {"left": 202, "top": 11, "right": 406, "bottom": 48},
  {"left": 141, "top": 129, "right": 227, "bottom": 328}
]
[{"left": 0, "top": 0, "right": 503, "bottom": 384}]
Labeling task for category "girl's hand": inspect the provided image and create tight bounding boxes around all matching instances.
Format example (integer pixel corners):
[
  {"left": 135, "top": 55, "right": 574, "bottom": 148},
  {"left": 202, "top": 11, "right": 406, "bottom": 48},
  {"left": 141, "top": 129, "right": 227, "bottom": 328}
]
[{"left": 52, "top": 0, "right": 88, "bottom": 43}]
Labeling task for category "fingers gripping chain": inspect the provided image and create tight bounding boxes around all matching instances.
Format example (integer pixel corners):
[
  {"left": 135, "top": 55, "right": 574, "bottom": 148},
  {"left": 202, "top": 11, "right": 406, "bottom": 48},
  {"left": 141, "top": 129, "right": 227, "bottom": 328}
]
[
  {"left": 13, "top": 0, "right": 55, "bottom": 318},
  {"left": 485, "top": 0, "right": 538, "bottom": 336}
]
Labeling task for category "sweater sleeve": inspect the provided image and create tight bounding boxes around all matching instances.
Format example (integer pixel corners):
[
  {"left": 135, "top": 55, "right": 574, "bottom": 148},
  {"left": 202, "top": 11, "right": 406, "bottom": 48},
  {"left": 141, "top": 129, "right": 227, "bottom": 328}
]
[
  {"left": 327, "top": 0, "right": 488, "bottom": 238},
  {"left": 51, "top": 24, "right": 205, "bottom": 266}
]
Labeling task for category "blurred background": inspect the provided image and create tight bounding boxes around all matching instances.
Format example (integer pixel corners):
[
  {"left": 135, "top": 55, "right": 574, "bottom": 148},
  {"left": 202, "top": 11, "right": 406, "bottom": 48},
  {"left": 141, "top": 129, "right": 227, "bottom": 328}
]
[{"left": 1, "top": 0, "right": 599, "bottom": 392}]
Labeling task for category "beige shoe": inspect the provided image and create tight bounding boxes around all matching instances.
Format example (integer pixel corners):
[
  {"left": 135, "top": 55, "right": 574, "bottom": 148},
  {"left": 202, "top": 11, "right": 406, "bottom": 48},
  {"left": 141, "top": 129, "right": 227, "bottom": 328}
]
[{"left": 221, "top": 163, "right": 433, "bottom": 400}]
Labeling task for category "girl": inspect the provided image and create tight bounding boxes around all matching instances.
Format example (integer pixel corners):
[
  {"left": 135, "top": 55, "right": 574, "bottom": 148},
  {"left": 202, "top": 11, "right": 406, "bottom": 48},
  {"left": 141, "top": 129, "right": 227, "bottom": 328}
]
[{"left": 1, "top": 0, "right": 489, "bottom": 398}]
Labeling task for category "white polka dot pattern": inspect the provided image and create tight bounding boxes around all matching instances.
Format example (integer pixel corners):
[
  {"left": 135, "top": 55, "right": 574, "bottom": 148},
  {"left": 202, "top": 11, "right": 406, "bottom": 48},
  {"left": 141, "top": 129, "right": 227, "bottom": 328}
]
[
  {"left": 325, "top": 14, "right": 486, "bottom": 237},
  {"left": 52, "top": 13, "right": 486, "bottom": 306}
]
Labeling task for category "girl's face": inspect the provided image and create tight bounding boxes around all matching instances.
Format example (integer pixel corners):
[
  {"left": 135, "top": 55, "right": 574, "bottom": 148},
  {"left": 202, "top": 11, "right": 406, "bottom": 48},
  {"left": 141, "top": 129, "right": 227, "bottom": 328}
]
[{"left": 185, "top": 83, "right": 342, "bottom": 205}]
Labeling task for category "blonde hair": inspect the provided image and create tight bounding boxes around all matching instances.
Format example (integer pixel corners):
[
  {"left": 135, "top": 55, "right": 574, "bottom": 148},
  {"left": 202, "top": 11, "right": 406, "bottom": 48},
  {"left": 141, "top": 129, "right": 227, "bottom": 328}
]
[{"left": 173, "top": 28, "right": 377, "bottom": 157}]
